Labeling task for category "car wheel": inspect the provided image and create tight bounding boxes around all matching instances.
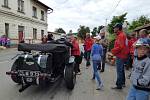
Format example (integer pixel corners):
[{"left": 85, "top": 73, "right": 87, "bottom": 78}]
[
  {"left": 64, "top": 63, "right": 76, "bottom": 90},
  {"left": 11, "top": 60, "right": 21, "bottom": 84}
]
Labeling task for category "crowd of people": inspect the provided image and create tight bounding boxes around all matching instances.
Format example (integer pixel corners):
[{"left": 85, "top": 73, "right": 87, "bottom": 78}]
[
  {"left": 40, "top": 23, "right": 150, "bottom": 100},
  {"left": 41, "top": 33, "right": 54, "bottom": 43},
  {"left": 111, "top": 23, "right": 150, "bottom": 100}
]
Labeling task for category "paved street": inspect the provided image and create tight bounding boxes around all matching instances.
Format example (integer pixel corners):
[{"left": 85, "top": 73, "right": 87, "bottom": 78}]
[{"left": 0, "top": 48, "right": 131, "bottom": 100}]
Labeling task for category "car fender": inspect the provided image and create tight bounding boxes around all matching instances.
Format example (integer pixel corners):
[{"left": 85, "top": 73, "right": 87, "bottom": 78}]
[{"left": 69, "top": 56, "right": 75, "bottom": 64}]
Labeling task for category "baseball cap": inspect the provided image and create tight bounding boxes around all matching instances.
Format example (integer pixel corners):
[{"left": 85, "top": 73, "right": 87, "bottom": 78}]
[{"left": 114, "top": 23, "right": 122, "bottom": 29}]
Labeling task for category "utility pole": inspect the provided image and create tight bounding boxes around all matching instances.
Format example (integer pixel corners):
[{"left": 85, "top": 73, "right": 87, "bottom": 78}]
[{"left": 105, "top": 19, "right": 108, "bottom": 26}]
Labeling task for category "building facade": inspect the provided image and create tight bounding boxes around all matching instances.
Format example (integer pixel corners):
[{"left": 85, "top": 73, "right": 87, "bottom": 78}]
[{"left": 0, "top": 0, "right": 53, "bottom": 44}]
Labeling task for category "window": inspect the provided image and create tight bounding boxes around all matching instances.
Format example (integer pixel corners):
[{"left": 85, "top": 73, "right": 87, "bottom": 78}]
[
  {"left": 18, "top": 0, "right": 24, "bottom": 13},
  {"left": 33, "top": 28, "right": 37, "bottom": 39},
  {"left": 41, "top": 30, "right": 44, "bottom": 38},
  {"left": 4, "top": 0, "right": 8, "bottom": 7},
  {"left": 41, "top": 11, "right": 44, "bottom": 20},
  {"left": 5, "top": 23, "right": 9, "bottom": 37},
  {"left": 18, "top": 26, "right": 24, "bottom": 42},
  {"left": 32, "top": 7, "right": 37, "bottom": 18}
]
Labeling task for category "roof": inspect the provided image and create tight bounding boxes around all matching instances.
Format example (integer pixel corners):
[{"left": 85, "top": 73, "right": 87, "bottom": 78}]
[
  {"left": 33, "top": 0, "right": 53, "bottom": 11},
  {"left": 18, "top": 43, "right": 68, "bottom": 53},
  {"left": 134, "top": 23, "right": 150, "bottom": 31}
]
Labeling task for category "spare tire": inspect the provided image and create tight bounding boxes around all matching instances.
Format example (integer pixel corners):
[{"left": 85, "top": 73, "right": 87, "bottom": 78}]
[
  {"left": 11, "top": 60, "right": 21, "bottom": 84},
  {"left": 64, "top": 63, "right": 76, "bottom": 90}
]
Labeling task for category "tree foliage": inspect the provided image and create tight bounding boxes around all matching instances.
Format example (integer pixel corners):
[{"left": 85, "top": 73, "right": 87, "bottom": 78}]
[
  {"left": 91, "top": 25, "right": 104, "bottom": 37},
  {"left": 55, "top": 28, "right": 66, "bottom": 34},
  {"left": 129, "top": 15, "right": 150, "bottom": 31},
  {"left": 97, "top": 25, "right": 105, "bottom": 33},
  {"left": 91, "top": 27, "right": 97, "bottom": 36},
  {"left": 77, "top": 25, "right": 90, "bottom": 39},
  {"left": 108, "top": 13, "right": 127, "bottom": 34}
]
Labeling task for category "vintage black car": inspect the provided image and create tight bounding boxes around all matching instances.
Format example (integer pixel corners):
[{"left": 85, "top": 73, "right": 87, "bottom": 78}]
[{"left": 6, "top": 42, "right": 76, "bottom": 92}]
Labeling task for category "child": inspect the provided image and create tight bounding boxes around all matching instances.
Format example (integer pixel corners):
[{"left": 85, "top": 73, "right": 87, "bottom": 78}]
[
  {"left": 126, "top": 38, "right": 150, "bottom": 100},
  {"left": 91, "top": 35, "right": 103, "bottom": 90}
]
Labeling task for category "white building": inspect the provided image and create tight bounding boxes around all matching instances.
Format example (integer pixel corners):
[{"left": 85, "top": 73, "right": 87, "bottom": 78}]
[{"left": 0, "top": 0, "right": 53, "bottom": 44}]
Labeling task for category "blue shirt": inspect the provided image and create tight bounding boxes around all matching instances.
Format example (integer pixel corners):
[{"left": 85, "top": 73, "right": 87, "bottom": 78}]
[{"left": 91, "top": 43, "right": 103, "bottom": 61}]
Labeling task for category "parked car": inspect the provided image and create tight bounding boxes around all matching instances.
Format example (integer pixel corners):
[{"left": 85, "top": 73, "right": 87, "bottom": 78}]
[{"left": 6, "top": 42, "right": 76, "bottom": 92}]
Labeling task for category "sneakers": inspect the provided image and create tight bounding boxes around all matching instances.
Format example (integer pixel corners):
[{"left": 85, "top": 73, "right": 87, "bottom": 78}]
[
  {"left": 96, "top": 88, "right": 101, "bottom": 90},
  {"left": 100, "top": 70, "right": 104, "bottom": 72},
  {"left": 96, "top": 84, "right": 104, "bottom": 90}
]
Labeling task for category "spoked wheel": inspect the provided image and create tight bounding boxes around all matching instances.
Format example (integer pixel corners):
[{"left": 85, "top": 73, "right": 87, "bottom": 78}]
[
  {"left": 11, "top": 60, "right": 21, "bottom": 84},
  {"left": 64, "top": 63, "right": 76, "bottom": 90}
]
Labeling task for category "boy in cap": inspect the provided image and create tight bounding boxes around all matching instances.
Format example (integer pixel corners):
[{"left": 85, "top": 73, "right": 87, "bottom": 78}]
[{"left": 126, "top": 38, "right": 150, "bottom": 100}]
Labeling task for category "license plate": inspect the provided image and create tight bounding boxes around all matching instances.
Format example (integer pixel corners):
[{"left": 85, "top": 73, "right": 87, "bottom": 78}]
[{"left": 18, "top": 70, "right": 40, "bottom": 77}]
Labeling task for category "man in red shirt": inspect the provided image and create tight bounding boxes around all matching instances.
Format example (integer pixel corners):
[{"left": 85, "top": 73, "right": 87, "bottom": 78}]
[
  {"left": 70, "top": 35, "right": 81, "bottom": 74},
  {"left": 111, "top": 23, "right": 129, "bottom": 89},
  {"left": 84, "top": 33, "right": 93, "bottom": 68}
]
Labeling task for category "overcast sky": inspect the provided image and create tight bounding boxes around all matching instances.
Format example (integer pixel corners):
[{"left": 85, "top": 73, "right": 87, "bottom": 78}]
[{"left": 39, "top": 0, "right": 150, "bottom": 33}]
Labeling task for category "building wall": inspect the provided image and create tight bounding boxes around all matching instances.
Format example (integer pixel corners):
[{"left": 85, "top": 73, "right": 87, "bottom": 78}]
[
  {"left": 0, "top": 0, "right": 49, "bottom": 44},
  {"left": 0, "top": 0, "right": 47, "bottom": 24}
]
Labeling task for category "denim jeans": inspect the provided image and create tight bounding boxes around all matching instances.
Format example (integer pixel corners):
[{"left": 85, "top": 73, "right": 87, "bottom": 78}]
[
  {"left": 92, "top": 60, "right": 102, "bottom": 87},
  {"left": 116, "top": 57, "right": 126, "bottom": 87},
  {"left": 126, "top": 86, "right": 150, "bottom": 100}
]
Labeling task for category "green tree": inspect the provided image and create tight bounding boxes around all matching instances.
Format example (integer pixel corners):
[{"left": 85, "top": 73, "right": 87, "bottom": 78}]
[
  {"left": 77, "top": 25, "right": 90, "bottom": 39},
  {"left": 91, "top": 27, "right": 97, "bottom": 36},
  {"left": 129, "top": 15, "right": 150, "bottom": 31},
  {"left": 55, "top": 28, "right": 66, "bottom": 34},
  {"left": 108, "top": 13, "right": 127, "bottom": 34},
  {"left": 91, "top": 25, "right": 104, "bottom": 37}
]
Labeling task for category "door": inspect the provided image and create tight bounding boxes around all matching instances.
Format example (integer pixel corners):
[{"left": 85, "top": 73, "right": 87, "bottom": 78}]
[
  {"left": 18, "top": 26, "right": 24, "bottom": 43},
  {"left": 5, "top": 23, "right": 9, "bottom": 38}
]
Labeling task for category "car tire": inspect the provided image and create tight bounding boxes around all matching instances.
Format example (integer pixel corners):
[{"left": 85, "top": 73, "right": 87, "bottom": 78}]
[
  {"left": 64, "top": 63, "right": 76, "bottom": 90},
  {"left": 11, "top": 60, "right": 21, "bottom": 84}
]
